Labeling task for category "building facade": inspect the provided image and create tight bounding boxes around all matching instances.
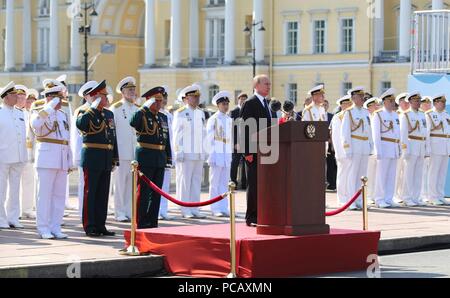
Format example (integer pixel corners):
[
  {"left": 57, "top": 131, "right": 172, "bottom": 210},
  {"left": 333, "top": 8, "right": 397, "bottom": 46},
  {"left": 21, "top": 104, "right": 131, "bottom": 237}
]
[{"left": 0, "top": 0, "right": 447, "bottom": 108}]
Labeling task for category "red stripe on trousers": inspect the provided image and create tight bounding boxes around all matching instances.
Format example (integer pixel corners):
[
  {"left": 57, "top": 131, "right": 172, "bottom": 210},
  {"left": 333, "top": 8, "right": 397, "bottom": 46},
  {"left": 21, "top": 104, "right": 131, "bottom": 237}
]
[{"left": 83, "top": 168, "right": 89, "bottom": 230}]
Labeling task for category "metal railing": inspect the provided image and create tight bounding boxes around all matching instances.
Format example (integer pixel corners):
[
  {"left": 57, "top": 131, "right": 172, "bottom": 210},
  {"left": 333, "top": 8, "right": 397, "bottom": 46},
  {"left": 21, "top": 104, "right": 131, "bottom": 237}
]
[{"left": 412, "top": 10, "right": 450, "bottom": 74}]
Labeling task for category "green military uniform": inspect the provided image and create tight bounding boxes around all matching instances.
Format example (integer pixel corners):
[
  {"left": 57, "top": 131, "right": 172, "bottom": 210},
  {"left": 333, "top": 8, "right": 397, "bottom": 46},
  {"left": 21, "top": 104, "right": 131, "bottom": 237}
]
[
  {"left": 130, "top": 87, "right": 172, "bottom": 229},
  {"left": 75, "top": 81, "right": 119, "bottom": 236}
]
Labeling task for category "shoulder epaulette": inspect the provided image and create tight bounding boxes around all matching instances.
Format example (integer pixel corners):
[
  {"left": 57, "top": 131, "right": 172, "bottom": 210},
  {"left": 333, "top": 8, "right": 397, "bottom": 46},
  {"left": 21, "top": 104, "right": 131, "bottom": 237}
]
[
  {"left": 425, "top": 110, "right": 433, "bottom": 114},
  {"left": 176, "top": 106, "right": 187, "bottom": 113},
  {"left": 111, "top": 101, "right": 123, "bottom": 109},
  {"left": 304, "top": 103, "right": 313, "bottom": 111},
  {"left": 134, "top": 103, "right": 141, "bottom": 108},
  {"left": 15, "top": 107, "right": 23, "bottom": 112},
  {"left": 31, "top": 99, "right": 46, "bottom": 110},
  {"left": 374, "top": 108, "right": 383, "bottom": 114}
]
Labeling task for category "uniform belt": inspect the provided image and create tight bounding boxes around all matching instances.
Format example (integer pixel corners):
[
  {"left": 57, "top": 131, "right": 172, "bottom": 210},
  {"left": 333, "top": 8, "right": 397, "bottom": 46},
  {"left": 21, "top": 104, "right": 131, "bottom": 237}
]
[
  {"left": 138, "top": 143, "right": 166, "bottom": 151},
  {"left": 83, "top": 143, "right": 114, "bottom": 150},
  {"left": 381, "top": 137, "right": 400, "bottom": 144},
  {"left": 408, "top": 135, "right": 426, "bottom": 141},
  {"left": 351, "top": 135, "right": 369, "bottom": 141},
  {"left": 36, "top": 137, "right": 69, "bottom": 146},
  {"left": 430, "top": 133, "right": 450, "bottom": 139},
  {"left": 214, "top": 137, "right": 230, "bottom": 144}
]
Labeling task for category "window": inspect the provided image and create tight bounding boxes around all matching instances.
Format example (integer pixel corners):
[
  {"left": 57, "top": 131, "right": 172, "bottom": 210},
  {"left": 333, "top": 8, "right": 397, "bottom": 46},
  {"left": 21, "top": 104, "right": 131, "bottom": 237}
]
[
  {"left": 207, "top": 19, "right": 225, "bottom": 58},
  {"left": 341, "top": 18, "right": 354, "bottom": 53},
  {"left": 286, "top": 21, "right": 299, "bottom": 55},
  {"left": 234, "top": 90, "right": 242, "bottom": 105},
  {"left": 342, "top": 82, "right": 353, "bottom": 96},
  {"left": 287, "top": 84, "right": 298, "bottom": 104},
  {"left": 208, "top": 0, "right": 225, "bottom": 6},
  {"left": 381, "top": 81, "right": 391, "bottom": 94},
  {"left": 209, "top": 85, "right": 220, "bottom": 104},
  {"left": 38, "top": 0, "right": 50, "bottom": 17},
  {"left": 313, "top": 20, "right": 326, "bottom": 54},
  {"left": 38, "top": 27, "right": 50, "bottom": 64}
]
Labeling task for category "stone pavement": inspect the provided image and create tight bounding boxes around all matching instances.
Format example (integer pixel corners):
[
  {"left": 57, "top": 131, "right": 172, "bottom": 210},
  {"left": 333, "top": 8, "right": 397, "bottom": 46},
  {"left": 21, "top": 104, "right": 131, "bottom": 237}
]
[{"left": 0, "top": 190, "right": 449, "bottom": 277}]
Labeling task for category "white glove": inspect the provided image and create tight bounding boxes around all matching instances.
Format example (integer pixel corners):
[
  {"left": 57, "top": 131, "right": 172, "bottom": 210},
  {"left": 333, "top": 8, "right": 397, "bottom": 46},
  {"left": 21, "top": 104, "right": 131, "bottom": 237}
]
[
  {"left": 143, "top": 99, "right": 155, "bottom": 108},
  {"left": 41, "top": 97, "right": 60, "bottom": 117},
  {"left": 91, "top": 97, "right": 102, "bottom": 109},
  {"left": 49, "top": 97, "right": 60, "bottom": 109}
]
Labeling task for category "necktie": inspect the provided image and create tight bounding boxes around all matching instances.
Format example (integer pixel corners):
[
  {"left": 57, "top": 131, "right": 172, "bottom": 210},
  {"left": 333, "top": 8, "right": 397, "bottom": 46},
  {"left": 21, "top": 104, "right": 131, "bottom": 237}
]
[{"left": 263, "top": 98, "right": 271, "bottom": 120}]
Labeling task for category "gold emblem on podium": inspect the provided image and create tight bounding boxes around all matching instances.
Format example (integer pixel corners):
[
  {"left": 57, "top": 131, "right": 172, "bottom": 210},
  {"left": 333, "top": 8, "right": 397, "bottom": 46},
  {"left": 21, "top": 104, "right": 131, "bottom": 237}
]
[{"left": 305, "top": 124, "right": 316, "bottom": 139}]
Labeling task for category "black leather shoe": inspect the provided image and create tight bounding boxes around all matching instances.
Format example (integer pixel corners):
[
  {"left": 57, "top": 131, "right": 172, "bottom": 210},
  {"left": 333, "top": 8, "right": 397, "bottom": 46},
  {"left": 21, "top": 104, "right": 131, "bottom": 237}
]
[
  {"left": 246, "top": 222, "right": 257, "bottom": 227},
  {"left": 86, "top": 231, "right": 101, "bottom": 237},
  {"left": 99, "top": 230, "right": 116, "bottom": 237}
]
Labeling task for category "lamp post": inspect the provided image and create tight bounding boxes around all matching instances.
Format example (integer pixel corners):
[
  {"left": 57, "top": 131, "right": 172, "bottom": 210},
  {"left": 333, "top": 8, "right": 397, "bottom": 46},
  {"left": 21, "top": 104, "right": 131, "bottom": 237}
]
[
  {"left": 244, "top": 21, "right": 266, "bottom": 78},
  {"left": 77, "top": 0, "right": 98, "bottom": 83}
]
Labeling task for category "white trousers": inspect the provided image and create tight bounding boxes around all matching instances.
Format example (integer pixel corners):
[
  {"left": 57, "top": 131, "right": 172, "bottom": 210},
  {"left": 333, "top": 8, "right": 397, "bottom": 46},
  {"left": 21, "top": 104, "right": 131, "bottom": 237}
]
[
  {"left": 428, "top": 155, "right": 449, "bottom": 201},
  {"left": 177, "top": 160, "right": 203, "bottom": 216},
  {"left": 36, "top": 168, "right": 67, "bottom": 235},
  {"left": 374, "top": 158, "right": 398, "bottom": 204},
  {"left": 347, "top": 154, "right": 369, "bottom": 206},
  {"left": 420, "top": 158, "right": 430, "bottom": 201},
  {"left": 20, "top": 162, "right": 35, "bottom": 215},
  {"left": 159, "top": 168, "right": 172, "bottom": 217},
  {"left": 209, "top": 165, "right": 230, "bottom": 214},
  {"left": 77, "top": 167, "right": 85, "bottom": 217},
  {"left": 0, "top": 162, "right": 25, "bottom": 225},
  {"left": 366, "top": 155, "right": 377, "bottom": 201},
  {"left": 393, "top": 158, "right": 405, "bottom": 201},
  {"left": 401, "top": 155, "right": 424, "bottom": 203},
  {"left": 112, "top": 161, "right": 132, "bottom": 219},
  {"left": 336, "top": 158, "right": 351, "bottom": 205}
]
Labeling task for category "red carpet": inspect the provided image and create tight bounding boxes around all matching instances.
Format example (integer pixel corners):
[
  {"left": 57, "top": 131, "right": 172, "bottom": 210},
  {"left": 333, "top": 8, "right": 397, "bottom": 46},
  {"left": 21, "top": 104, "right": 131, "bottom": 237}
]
[{"left": 124, "top": 224, "right": 380, "bottom": 278}]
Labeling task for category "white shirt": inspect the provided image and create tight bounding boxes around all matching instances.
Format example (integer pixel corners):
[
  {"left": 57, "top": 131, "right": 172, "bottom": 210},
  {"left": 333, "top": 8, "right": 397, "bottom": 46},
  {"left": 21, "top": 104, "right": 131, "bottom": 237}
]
[
  {"left": 341, "top": 106, "right": 373, "bottom": 156},
  {"left": 30, "top": 108, "right": 72, "bottom": 170},
  {"left": 399, "top": 109, "right": 427, "bottom": 158},
  {"left": 426, "top": 108, "right": 450, "bottom": 156},
  {"left": 110, "top": 99, "right": 138, "bottom": 161},
  {"left": 302, "top": 103, "right": 327, "bottom": 122},
  {"left": 173, "top": 105, "right": 207, "bottom": 161},
  {"left": 206, "top": 111, "right": 233, "bottom": 168},
  {"left": 372, "top": 108, "right": 401, "bottom": 159},
  {"left": 0, "top": 104, "right": 27, "bottom": 164},
  {"left": 331, "top": 111, "right": 345, "bottom": 160}
]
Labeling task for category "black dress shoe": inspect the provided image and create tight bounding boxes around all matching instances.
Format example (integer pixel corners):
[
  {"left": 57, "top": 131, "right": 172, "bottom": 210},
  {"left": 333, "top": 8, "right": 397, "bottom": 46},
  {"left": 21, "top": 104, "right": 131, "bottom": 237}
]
[
  {"left": 246, "top": 222, "right": 257, "bottom": 227},
  {"left": 99, "top": 230, "right": 116, "bottom": 237},
  {"left": 86, "top": 231, "right": 101, "bottom": 237}
]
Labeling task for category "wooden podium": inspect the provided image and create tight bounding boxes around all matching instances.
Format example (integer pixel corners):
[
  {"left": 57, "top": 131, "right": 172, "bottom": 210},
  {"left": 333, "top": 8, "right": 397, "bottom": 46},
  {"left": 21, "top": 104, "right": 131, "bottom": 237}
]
[{"left": 256, "top": 121, "right": 330, "bottom": 236}]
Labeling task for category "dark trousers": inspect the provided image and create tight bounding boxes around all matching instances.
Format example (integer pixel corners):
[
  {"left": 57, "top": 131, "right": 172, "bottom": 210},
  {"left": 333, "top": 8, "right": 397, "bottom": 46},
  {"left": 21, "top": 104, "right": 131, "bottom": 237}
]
[
  {"left": 245, "top": 156, "right": 258, "bottom": 224},
  {"left": 326, "top": 151, "right": 337, "bottom": 190},
  {"left": 231, "top": 153, "right": 247, "bottom": 189},
  {"left": 138, "top": 166, "right": 165, "bottom": 229},
  {"left": 82, "top": 168, "right": 111, "bottom": 233}
]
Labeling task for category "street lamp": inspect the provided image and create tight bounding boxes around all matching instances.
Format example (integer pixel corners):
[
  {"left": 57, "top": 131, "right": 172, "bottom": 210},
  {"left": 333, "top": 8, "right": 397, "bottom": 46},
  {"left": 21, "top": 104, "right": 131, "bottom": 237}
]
[
  {"left": 244, "top": 21, "right": 266, "bottom": 78},
  {"left": 78, "top": 0, "right": 98, "bottom": 83}
]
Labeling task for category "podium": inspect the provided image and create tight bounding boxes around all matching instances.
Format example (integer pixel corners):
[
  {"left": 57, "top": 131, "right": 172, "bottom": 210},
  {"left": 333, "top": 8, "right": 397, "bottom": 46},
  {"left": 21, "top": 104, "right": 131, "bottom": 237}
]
[{"left": 256, "top": 121, "right": 330, "bottom": 236}]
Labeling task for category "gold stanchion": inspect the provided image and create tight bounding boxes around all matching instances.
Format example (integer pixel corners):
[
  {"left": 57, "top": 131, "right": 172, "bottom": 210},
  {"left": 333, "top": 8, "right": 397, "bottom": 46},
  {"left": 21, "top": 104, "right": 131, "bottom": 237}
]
[
  {"left": 120, "top": 161, "right": 140, "bottom": 256},
  {"left": 227, "top": 182, "right": 237, "bottom": 278},
  {"left": 361, "top": 176, "right": 369, "bottom": 231}
]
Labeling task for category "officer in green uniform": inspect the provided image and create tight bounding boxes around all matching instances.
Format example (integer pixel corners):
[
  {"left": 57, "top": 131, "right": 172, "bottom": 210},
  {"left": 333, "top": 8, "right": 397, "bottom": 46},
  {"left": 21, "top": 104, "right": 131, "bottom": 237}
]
[
  {"left": 130, "top": 86, "right": 172, "bottom": 229},
  {"left": 76, "top": 80, "right": 119, "bottom": 237}
]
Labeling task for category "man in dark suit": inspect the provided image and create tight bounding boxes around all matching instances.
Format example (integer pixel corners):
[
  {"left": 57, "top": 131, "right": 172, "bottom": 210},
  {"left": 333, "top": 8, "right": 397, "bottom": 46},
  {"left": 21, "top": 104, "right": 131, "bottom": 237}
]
[
  {"left": 239, "top": 75, "right": 276, "bottom": 227},
  {"left": 230, "top": 93, "right": 248, "bottom": 190},
  {"left": 324, "top": 100, "right": 337, "bottom": 190}
]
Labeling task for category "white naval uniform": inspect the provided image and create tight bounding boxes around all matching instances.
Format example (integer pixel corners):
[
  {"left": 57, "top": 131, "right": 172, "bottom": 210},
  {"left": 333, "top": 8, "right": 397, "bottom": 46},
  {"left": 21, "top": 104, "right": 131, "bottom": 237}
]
[
  {"left": 393, "top": 110, "right": 408, "bottom": 202},
  {"left": 366, "top": 113, "right": 377, "bottom": 203},
  {"left": 0, "top": 104, "right": 27, "bottom": 227},
  {"left": 173, "top": 105, "right": 207, "bottom": 217},
  {"left": 373, "top": 108, "right": 401, "bottom": 205},
  {"left": 206, "top": 111, "right": 232, "bottom": 215},
  {"left": 21, "top": 109, "right": 36, "bottom": 216},
  {"left": 341, "top": 106, "right": 372, "bottom": 208},
  {"left": 159, "top": 108, "right": 174, "bottom": 218},
  {"left": 302, "top": 103, "right": 327, "bottom": 122},
  {"left": 331, "top": 111, "right": 350, "bottom": 205},
  {"left": 425, "top": 108, "right": 450, "bottom": 204},
  {"left": 110, "top": 100, "right": 138, "bottom": 220},
  {"left": 399, "top": 109, "right": 427, "bottom": 204},
  {"left": 31, "top": 107, "right": 72, "bottom": 236},
  {"left": 71, "top": 103, "right": 90, "bottom": 216}
]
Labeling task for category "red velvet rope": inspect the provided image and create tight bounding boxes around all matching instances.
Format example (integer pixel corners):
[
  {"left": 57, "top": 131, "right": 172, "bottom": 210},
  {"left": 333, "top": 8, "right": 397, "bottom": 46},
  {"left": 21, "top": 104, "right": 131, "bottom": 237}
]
[
  {"left": 139, "top": 172, "right": 228, "bottom": 208},
  {"left": 325, "top": 189, "right": 362, "bottom": 217}
]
